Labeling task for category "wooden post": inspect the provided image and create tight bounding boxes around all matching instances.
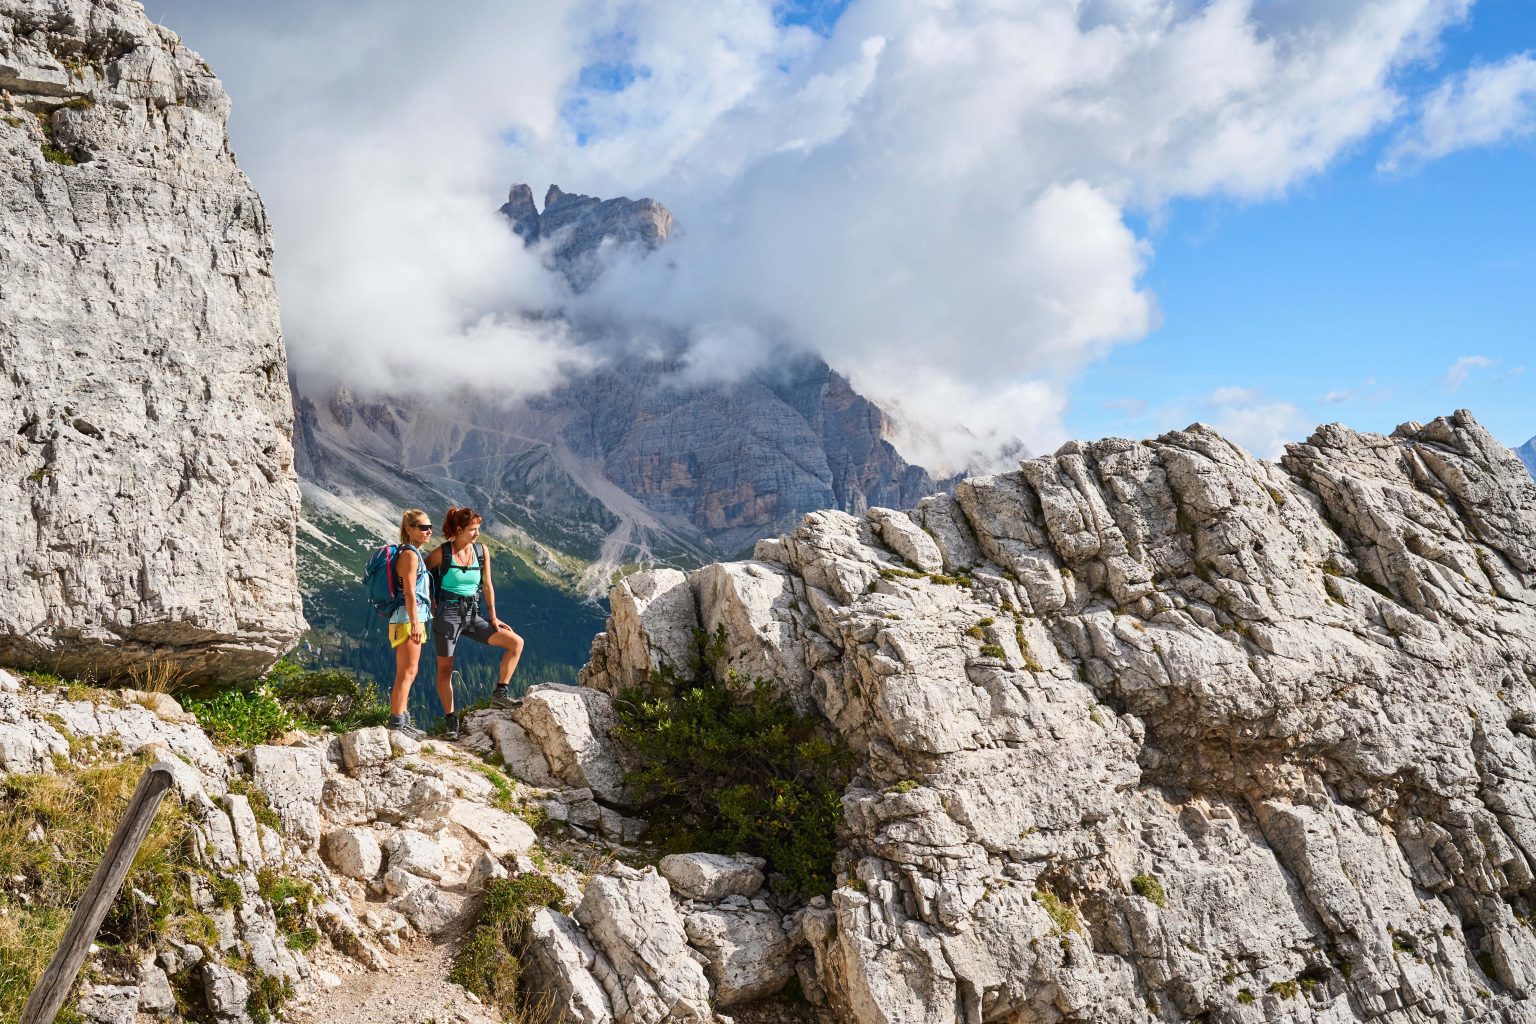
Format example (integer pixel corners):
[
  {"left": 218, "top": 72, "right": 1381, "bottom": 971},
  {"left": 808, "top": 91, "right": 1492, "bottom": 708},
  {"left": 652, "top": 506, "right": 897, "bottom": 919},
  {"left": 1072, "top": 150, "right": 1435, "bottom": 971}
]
[{"left": 20, "top": 760, "right": 178, "bottom": 1024}]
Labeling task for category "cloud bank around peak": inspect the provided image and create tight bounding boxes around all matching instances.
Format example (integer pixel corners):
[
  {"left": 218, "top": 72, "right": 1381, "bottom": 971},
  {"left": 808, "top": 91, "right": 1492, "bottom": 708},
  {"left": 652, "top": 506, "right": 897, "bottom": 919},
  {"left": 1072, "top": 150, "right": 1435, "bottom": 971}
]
[
  {"left": 543, "top": 0, "right": 1476, "bottom": 470},
  {"left": 155, "top": 0, "right": 590, "bottom": 397},
  {"left": 162, "top": 0, "right": 1493, "bottom": 469}
]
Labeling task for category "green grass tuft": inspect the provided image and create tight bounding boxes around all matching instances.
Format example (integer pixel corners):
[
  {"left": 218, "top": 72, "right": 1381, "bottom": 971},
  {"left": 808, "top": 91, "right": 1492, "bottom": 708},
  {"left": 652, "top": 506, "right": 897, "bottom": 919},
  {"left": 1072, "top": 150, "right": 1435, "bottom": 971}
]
[
  {"left": 1033, "top": 888, "right": 1077, "bottom": 935},
  {"left": 1130, "top": 873, "right": 1167, "bottom": 908},
  {"left": 450, "top": 875, "right": 567, "bottom": 1019},
  {"left": 0, "top": 755, "right": 195, "bottom": 1022}
]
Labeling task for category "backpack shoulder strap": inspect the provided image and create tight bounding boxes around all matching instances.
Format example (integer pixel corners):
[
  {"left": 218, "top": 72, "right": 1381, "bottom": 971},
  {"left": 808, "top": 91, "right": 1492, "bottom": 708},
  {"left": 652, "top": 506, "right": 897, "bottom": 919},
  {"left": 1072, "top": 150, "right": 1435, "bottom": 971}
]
[{"left": 475, "top": 543, "right": 487, "bottom": 592}]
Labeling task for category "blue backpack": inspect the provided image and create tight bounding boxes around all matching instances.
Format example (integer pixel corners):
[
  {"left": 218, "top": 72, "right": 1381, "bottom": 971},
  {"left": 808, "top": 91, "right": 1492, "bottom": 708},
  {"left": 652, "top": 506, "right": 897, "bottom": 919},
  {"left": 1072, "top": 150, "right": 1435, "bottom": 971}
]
[{"left": 363, "top": 543, "right": 417, "bottom": 619}]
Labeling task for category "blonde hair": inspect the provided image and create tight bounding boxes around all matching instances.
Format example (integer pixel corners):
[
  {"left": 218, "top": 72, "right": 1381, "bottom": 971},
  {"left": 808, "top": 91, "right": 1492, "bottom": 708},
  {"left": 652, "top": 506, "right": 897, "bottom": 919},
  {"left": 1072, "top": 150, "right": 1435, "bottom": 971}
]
[{"left": 398, "top": 508, "right": 428, "bottom": 546}]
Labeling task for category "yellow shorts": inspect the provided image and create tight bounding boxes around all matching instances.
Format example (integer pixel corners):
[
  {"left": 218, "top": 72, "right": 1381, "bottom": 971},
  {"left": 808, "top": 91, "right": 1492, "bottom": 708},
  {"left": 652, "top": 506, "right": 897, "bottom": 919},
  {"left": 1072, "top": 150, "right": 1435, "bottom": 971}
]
[{"left": 389, "top": 622, "right": 423, "bottom": 648}]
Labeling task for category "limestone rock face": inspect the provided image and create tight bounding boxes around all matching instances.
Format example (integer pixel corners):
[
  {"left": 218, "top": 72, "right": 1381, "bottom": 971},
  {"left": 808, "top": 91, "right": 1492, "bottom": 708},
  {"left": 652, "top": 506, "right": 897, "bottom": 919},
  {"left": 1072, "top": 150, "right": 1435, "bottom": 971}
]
[
  {"left": 574, "top": 865, "right": 714, "bottom": 1023},
  {"left": 511, "top": 684, "right": 633, "bottom": 804},
  {"left": 0, "top": 0, "right": 304, "bottom": 682},
  {"left": 683, "top": 907, "right": 794, "bottom": 1007},
  {"left": 589, "top": 410, "right": 1536, "bottom": 1024}
]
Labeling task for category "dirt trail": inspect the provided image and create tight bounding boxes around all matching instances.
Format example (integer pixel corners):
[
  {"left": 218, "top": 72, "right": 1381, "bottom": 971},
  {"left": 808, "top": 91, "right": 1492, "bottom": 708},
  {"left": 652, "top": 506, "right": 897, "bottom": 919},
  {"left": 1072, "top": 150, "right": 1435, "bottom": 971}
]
[{"left": 289, "top": 936, "right": 500, "bottom": 1024}]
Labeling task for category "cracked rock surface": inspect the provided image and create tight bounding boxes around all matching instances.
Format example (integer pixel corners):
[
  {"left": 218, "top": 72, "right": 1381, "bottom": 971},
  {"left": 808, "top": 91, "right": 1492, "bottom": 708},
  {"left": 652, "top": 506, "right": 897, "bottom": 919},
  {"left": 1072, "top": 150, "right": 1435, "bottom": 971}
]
[
  {"left": 0, "top": 0, "right": 303, "bottom": 682},
  {"left": 581, "top": 410, "right": 1536, "bottom": 1023}
]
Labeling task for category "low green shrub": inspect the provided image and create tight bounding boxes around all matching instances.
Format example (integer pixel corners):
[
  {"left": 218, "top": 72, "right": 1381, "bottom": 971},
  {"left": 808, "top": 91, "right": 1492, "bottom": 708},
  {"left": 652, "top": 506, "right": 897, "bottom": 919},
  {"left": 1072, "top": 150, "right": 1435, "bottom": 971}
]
[
  {"left": 263, "top": 659, "right": 387, "bottom": 732},
  {"left": 184, "top": 687, "right": 292, "bottom": 747},
  {"left": 246, "top": 972, "right": 294, "bottom": 1024},
  {"left": 614, "top": 626, "right": 853, "bottom": 897},
  {"left": 1033, "top": 887, "right": 1077, "bottom": 935},
  {"left": 1131, "top": 873, "right": 1167, "bottom": 908},
  {"left": 285, "top": 927, "right": 321, "bottom": 952},
  {"left": 256, "top": 869, "right": 315, "bottom": 936}
]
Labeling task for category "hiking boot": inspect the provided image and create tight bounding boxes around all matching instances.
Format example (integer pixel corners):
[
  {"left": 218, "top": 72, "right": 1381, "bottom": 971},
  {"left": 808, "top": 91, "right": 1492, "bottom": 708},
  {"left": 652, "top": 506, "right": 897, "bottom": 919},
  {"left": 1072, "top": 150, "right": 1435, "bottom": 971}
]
[
  {"left": 489, "top": 686, "right": 521, "bottom": 710},
  {"left": 386, "top": 713, "right": 425, "bottom": 740},
  {"left": 443, "top": 711, "right": 461, "bottom": 741}
]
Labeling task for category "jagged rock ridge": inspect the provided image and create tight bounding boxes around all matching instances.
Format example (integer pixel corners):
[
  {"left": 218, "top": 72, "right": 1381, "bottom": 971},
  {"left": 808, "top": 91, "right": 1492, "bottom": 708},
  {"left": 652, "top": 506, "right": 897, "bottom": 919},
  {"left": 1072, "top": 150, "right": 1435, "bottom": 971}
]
[
  {"left": 576, "top": 410, "right": 1536, "bottom": 1023},
  {"left": 0, "top": 0, "right": 304, "bottom": 681},
  {"left": 501, "top": 182, "right": 674, "bottom": 290}
]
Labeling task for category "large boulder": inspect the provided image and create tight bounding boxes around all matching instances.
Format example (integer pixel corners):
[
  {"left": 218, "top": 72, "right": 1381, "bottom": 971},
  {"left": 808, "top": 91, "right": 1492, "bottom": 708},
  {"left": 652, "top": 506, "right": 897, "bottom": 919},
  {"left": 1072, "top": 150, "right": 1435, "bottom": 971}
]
[
  {"left": 684, "top": 908, "right": 794, "bottom": 1006},
  {"left": 513, "top": 685, "right": 632, "bottom": 804},
  {"left": 322, "top": 827, "right": 382, "bottom": 880},
  {"left": 523, "top": 907, "right": 613, "bottom": 1024},
  {"left": 246, "top": 745, "right": 324, "bottom": 847},
  {"left": 574, "top": 865, "right": 713, "bottom": 1023},
  {"left": 658, "top": 853, "right": 765, "bottom": 901},
  {"left": 580, "top": 568, "right": 698, "bottom": 695},
  {"left": 0, "top": 0, "right": 304, "bottom": 682}
]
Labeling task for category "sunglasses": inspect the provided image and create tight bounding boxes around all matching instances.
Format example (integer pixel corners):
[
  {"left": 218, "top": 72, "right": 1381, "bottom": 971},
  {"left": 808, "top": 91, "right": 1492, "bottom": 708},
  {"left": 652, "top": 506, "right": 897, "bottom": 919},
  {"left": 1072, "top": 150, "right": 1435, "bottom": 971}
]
[{"left": 413, "top": 523, "right": 433, "bottom": 532}]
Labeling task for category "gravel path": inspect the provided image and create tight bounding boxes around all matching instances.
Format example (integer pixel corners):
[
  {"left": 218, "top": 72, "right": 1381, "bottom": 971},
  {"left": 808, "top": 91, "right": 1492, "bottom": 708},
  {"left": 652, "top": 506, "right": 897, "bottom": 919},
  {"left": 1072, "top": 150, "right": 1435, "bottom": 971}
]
[{"left": 288, "top": 936, "right": 502, "bottom": 1024}]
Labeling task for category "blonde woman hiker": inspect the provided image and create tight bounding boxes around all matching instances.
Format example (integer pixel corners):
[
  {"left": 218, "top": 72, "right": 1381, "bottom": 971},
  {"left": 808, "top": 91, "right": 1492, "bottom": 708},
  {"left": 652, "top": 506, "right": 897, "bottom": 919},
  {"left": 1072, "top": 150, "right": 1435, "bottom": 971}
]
[
  {"left": 385, "top": 508, "right": 435, "bottom": 739},
  {"left": 426, "top": 506, "right": 525, "bottom": 739}
]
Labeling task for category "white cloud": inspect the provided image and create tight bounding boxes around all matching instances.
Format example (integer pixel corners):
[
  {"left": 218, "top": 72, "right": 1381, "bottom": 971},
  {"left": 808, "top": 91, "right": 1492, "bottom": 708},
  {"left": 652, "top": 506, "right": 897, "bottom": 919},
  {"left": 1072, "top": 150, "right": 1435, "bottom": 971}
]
[
  {"left": 1320, "top": 376, "right": 1378, "bottom": 404},
  {"left": 1200, "top": 388, "right": 1311, "bottom": 461},
  {"left": 160, "top": 0, "right": 1477, "bottom": 465},
  {"left": 1441, "top": 354, "right": 1495, "bottom": 391},
  {"left": 154, "top": 0, "right": 589, "bottom": 397},
  {"left": 1207, "top": 386, "right": 1262, "bottom": 406},
  {"left": 1383, "top": 52, "right": 1536, "bottom": 169},
  {"left": 545, "top": 0, "right": 1471, "bottom": 462}
]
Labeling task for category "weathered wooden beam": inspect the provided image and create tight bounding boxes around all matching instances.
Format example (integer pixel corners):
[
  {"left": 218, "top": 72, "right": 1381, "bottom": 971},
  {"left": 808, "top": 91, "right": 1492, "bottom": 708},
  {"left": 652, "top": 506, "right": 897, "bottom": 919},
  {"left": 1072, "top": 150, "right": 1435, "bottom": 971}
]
[{"left": 20, "top": 760, "right": 178, "bottom": 1024}]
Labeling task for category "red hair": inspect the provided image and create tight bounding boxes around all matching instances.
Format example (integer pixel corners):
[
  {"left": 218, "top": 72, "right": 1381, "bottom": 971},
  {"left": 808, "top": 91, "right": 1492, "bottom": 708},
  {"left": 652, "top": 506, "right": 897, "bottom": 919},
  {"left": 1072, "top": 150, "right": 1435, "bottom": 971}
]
[{"left": 443, "top": 506, "right": 483, "bottom": 539}]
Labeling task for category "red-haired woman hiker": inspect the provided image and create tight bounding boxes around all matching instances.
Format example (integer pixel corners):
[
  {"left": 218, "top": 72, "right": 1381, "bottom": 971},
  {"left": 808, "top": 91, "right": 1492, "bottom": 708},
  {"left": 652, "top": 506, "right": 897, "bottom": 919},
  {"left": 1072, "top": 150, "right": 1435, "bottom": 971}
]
[
  {"left": 426, "top": 506, "right": 525, "bottom": 739},
  {"left": 387, "top": 509, "right": 434, "bottom": 739}
]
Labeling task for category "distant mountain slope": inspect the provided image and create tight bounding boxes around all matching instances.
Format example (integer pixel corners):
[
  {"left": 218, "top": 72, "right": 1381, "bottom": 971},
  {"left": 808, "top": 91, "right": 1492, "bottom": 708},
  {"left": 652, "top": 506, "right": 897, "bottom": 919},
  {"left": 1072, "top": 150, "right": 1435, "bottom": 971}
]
[
  {"left": 1519, "top": 436, "right": 1535, "bottom": 478},
  {"left": 293, "top": 183, "right": 946, "bottom": 583},
  {"left": 289, "top": 182, "right": 949, "bottom": 699}
]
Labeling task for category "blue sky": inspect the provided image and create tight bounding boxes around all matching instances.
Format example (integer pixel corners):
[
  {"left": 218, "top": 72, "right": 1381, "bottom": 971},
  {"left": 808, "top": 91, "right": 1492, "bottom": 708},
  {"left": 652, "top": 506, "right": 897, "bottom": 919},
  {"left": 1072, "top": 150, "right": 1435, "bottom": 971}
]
[
  {"left": 1069, "top": 0, "right": 1536, "bottom": 451},
  {"left": 157, "top": 0, "right": 1536, "bottom": 467},
  {"left": 761, "top": 0, "right": 1536, "bottom": 451}
]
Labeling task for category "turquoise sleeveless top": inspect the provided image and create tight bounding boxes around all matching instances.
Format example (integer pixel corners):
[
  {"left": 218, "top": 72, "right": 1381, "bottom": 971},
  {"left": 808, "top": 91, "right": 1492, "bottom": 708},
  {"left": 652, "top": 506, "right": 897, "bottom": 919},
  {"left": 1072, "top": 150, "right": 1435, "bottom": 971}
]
[{"left": 440, "top": 545, "right": 483, "bottom": 597}]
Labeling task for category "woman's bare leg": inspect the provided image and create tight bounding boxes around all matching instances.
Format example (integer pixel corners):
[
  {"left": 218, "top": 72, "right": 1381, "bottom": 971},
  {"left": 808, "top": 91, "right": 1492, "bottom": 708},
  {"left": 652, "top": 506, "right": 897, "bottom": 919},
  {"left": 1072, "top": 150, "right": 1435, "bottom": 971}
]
[
  {"left": 390, "top": 639, "right": 422, "bottom": 716},
  {"left": 436, "top": 655, "right": 455, "bottom": 714},
  {"left": 488, "top": 628, "right": 524, "bottom": 688}
]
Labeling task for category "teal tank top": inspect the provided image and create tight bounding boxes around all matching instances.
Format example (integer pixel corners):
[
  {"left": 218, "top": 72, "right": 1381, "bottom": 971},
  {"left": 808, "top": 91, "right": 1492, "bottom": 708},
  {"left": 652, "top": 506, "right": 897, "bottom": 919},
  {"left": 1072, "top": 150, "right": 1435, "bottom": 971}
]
[{"left": 440, "top": 545, "right": 483, "bottom": 597}]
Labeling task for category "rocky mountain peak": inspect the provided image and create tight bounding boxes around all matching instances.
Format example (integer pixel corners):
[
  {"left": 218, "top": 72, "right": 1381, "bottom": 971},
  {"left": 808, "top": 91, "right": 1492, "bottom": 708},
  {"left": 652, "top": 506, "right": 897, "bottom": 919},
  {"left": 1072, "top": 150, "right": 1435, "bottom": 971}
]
[
  {"left": 502, "top": 182, "right": 540, "bottom": 242},
  {"left": 1519, "top": 434, "right": 1535, "bottom": 479},
  {"left": 500, "top": 181, "right": 676, "bottom": 288}
]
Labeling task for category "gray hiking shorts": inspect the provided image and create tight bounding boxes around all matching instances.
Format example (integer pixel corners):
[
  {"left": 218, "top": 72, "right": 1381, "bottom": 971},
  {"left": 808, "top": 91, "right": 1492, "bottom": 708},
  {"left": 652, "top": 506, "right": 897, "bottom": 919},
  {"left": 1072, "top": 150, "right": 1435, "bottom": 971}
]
[{"left": 433, "top": 598, "right": 497, "bottom": 658}]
